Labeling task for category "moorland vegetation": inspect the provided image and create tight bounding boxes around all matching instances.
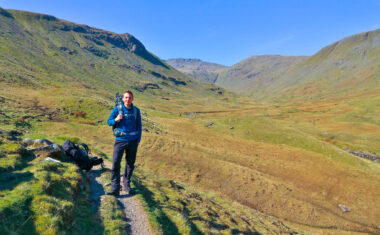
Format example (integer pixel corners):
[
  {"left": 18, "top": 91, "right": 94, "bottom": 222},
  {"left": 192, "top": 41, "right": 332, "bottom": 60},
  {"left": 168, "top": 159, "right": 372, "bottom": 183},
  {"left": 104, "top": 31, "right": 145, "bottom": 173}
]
[{"left": 1, "top": 7, "right": 379, "bottom": 235}]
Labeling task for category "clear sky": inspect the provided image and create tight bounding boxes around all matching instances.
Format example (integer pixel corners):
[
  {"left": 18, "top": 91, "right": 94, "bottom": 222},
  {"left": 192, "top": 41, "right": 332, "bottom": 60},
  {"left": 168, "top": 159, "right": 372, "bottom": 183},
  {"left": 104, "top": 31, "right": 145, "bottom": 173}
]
[{"left": 0, "top": 0, "right": 379, "bottom": 66}]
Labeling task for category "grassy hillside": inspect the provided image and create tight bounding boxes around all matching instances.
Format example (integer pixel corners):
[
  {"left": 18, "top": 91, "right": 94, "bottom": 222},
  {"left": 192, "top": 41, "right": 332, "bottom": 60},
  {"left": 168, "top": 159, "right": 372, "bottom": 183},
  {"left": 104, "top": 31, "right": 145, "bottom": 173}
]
[
  {"left": 1, "top": 7, "right": 380, "bottom": 235},
  {"left": 0, "top": 8, "right": 232, "bottom": 104},
  {"left": 166, "top": 58, "right": 227, "bottom": 83},
  {"left": 254, "top": 29, "right": 380, "bottom": 102},
  {"left": 0, "top": 133, "right": 110, "bottom": 234}
]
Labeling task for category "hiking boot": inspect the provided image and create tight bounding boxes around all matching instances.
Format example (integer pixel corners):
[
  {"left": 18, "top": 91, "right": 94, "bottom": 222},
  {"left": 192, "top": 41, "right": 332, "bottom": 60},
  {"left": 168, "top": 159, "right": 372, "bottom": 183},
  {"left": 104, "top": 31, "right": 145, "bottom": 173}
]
[
  {"left": 122, "top": 178, "right": 132, "bottom": 194},
  {"left": 105, "top": 190, "right": 120, "bottom": 197}
]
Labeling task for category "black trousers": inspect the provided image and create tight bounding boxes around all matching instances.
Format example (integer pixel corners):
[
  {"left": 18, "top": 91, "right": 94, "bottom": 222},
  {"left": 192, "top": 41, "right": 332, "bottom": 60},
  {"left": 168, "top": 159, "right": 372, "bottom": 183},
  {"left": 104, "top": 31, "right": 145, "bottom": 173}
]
[{"left": 111, "top": 139, "right": 138, "bottom": 191}]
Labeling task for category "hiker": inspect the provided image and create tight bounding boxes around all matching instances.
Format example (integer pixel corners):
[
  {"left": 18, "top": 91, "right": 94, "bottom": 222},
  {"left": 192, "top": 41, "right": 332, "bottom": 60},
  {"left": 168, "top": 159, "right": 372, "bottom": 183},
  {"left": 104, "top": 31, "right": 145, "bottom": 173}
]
[{"left": 106, "top": 90, "right": 142, "bottom": 196}]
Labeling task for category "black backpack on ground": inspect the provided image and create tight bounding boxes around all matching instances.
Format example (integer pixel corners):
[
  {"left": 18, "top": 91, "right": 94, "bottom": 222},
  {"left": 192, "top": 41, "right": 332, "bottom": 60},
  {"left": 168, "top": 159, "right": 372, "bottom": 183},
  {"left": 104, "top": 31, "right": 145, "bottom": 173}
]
[{"left": 62, "top": 140, "right": 104, "bottom": 171}]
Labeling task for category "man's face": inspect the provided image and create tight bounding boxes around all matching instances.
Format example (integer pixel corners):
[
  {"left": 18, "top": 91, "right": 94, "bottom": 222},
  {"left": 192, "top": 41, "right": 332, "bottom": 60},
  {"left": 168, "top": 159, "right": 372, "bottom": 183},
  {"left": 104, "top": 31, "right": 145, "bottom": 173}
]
[{"left": 122, "top": 93, "right": 133, "bottom": 107}]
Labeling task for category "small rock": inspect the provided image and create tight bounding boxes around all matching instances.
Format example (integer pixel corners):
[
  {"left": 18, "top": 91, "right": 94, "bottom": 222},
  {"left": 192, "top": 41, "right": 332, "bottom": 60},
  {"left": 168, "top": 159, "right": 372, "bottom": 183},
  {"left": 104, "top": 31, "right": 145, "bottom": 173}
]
[
  {"left": 229, "top": 126, "right": 234, "bottom": 129},
  {"left": 206, "top": 122, "right": 214, "bottom": 128},
  {"left": 44, "top": 157, "right": 61, "bottom": 164},
  {"left": 95, "top": 120, "right": 103, "bottom": 124},
  {"left": 184, "top": 112, "right": 195, "bottom": 118},
  {"left": 338, "top": 204, "right": 350, "bottom": 212},
  {"left": 28, "top": 143, "right": 61, "bottom": 153},
  {"left": 377, "top": 225, "right": 380, "bottom": 229},
  {"left": 25, "top": 131, "right": 30, "bottom": 134},
  {"left": 23, "top": 138, "right": 34, "bottom": 145},
  {"left": 35, "top": 139, "right": 53, "bottom": 145}
]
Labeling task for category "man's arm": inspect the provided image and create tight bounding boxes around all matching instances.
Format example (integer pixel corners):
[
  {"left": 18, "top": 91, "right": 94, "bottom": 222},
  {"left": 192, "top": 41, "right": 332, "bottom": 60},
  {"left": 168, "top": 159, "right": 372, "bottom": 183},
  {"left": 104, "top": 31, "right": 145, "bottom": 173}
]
[
  {"left": 107, "top": 107, "right": 118, "bottom": 126},
  {"left": 136, "top": 108, "right": 142, "bottom": 143}
]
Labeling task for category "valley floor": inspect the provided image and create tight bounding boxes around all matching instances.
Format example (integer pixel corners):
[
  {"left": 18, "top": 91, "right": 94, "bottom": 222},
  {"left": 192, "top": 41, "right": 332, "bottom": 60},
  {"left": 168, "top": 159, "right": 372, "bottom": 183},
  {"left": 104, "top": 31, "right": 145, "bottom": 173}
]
[{"left": 1, "top": 85, "right": 380, "bottom": 234}]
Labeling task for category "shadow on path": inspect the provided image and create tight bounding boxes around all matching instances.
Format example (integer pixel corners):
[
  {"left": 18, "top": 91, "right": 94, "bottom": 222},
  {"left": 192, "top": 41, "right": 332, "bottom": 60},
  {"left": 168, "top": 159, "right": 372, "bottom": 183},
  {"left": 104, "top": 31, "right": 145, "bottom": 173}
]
[
  {"left": 89, "top": 169, "right": 106, "bottom": 211},
  {"left": 116, "top": 198, "right": 133, "bottom": 235},
  {"left": 132, "top": 177, "right": 180, "bottom": 235}
]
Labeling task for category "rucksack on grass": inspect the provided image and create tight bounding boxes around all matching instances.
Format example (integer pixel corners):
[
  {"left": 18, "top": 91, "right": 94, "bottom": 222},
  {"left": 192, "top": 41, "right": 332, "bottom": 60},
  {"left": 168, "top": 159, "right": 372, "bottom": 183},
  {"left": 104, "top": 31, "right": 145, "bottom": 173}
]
[{"left": 62, "top": 140, "right": 104, "bottom": 171}]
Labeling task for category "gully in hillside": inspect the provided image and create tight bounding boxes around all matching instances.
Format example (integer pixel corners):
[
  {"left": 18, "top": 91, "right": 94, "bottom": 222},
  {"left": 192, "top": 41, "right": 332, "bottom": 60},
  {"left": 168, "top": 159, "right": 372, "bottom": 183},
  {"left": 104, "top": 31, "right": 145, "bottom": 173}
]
[{"left": 106, "top": 90, "right": 142, "bottom": 197}]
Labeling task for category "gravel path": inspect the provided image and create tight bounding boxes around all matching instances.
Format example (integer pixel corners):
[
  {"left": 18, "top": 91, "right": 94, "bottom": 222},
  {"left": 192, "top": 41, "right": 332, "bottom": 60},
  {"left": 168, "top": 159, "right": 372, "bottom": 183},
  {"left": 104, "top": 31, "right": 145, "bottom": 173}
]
[
  {"left": 89, "top": 168, "right": 153, "bottom": 235},
  {"left": 117, "top": 190, "right": 152, "bottom": 235}
]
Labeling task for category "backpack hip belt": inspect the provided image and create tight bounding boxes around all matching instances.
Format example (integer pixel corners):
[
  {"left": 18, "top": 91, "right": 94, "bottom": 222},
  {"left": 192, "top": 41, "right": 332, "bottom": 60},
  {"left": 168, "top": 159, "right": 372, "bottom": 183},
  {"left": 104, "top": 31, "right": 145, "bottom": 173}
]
[{"left": 114, "top": 128, "right": 138, "bottom": 137}]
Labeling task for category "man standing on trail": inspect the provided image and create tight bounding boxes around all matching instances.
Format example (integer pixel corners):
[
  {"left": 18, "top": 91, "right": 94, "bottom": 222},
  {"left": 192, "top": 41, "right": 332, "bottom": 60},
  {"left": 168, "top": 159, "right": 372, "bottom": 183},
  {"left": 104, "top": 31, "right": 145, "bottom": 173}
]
[{"left": 106, "top": 90, "right": 142, "bottom": 196}]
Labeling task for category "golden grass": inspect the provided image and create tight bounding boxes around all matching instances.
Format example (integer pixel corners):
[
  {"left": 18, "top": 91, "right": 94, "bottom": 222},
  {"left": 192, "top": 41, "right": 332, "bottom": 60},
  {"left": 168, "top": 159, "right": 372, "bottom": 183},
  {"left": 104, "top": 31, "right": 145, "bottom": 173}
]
[{"left": 136, "top": 117, "right": 380, "bottom": 233}]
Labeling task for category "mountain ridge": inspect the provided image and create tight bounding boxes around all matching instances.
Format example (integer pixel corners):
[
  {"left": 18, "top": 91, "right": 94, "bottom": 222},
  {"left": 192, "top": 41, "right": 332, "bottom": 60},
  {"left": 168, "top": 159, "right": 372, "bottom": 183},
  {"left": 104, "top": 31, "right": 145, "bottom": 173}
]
[
  {"left": 168, "top": 29, "right": 379, "bottom": 101},
  {"left": 166, "top": 58, "right": 227, "bottom": 83},
  {"left": 0, "top": 8, "right": 230, "bottom": 102}
]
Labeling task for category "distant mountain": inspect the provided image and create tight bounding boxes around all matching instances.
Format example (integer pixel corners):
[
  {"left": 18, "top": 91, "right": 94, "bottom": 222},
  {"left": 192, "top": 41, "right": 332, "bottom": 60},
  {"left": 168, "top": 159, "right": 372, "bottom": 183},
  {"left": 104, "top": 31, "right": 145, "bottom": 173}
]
[
  {"left": 166, "top": 56, "right": 308, "bottom": 94},
  {"left": 168, "top": 29, "right": 380, "bottom": 101},
  {"left": 166, "top": 58, "right": 227, "bottom": 83},
  {"left": 215, "top": 55, "right": 308, "bottom": 94},
  {"left": 0, "top": 8, "right": 225, "bottom": 99},
  {"left": 257, "top": 29, "right": 380, "bottom": 101}
]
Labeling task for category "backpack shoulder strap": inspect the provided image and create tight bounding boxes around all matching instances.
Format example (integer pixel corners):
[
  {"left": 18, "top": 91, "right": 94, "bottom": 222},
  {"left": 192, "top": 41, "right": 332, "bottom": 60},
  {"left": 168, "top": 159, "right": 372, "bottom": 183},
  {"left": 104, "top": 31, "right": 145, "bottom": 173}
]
[
  {"left": 77, "top": 143, "right": 89, "bottom": 154},
  {"left": 133, "top": 106, "right": 138, "bottom": 123}
]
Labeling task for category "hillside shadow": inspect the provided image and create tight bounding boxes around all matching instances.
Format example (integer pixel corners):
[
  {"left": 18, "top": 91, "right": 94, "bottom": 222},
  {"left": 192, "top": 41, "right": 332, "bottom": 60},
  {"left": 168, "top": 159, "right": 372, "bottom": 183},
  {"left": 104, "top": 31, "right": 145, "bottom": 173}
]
[
  {"left": 0, "top": 196, "right": 37, "bottom": 235},
  {"left": 115, "top": 200, "right": 132, "bottom": 234},
  {"left": 231, "top": 229, "right": 261, "bottom": 235},
  {"left": 117, "top": 193, "right": 135, "bottom": 199},
  {"left": 132, "top": 178, "right": 180, "bottom": 235},
  {"left": 0, "top": 171, "right": 35, "bottom": 191},
  {"left": 135, "top": 50, "right": 169, "bottom": 69}
]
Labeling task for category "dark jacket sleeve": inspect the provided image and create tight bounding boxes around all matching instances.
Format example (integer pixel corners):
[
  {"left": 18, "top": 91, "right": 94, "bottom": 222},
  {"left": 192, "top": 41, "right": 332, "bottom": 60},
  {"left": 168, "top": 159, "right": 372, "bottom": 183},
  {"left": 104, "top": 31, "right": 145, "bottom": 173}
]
[
  {"left": 137, "top": 108, "right": 142, "bottom": 143},
  {"left": 107, "top": 107, "right": 118, "bottom": 126}
]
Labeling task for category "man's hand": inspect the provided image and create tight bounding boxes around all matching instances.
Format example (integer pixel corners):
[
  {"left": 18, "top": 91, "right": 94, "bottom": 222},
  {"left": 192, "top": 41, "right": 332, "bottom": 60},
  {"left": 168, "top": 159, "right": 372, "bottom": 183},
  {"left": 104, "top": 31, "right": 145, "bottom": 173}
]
[{"left": 115, "top": 114, "right": 123, "bottom": 122}]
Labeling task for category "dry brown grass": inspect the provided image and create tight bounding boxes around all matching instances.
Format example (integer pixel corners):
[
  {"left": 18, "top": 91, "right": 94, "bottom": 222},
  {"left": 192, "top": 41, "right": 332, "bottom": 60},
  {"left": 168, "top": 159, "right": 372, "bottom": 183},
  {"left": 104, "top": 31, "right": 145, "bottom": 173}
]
[
  {"left": 5, "top": 83, "right": 379, "bottom": 234},
  {"left": 134, "top": 117, "right": 380, "bottom": 233}
]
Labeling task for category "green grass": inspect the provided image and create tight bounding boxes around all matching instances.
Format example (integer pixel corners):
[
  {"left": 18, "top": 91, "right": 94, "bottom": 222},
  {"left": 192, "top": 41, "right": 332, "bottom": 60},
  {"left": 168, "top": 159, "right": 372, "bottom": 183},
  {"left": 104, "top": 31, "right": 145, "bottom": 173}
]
[
  {"left": 0, "top": 134, "right": 105, "bottom": 234},
  {"left": 336, "top": 96, "right": 380, "bottom": 126},
  {"left": 197, "top": 114, "right": 377, "bottom": 173},
  {"left": 98, "top": 170, "right": 128, "bottom": 235}
]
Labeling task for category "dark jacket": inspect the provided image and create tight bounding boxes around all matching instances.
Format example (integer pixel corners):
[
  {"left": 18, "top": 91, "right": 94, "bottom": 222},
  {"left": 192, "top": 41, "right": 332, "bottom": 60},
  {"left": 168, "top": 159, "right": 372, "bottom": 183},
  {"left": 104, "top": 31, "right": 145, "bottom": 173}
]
[{"left": 107, "top": 104, "right": 142, "bottom": 142}]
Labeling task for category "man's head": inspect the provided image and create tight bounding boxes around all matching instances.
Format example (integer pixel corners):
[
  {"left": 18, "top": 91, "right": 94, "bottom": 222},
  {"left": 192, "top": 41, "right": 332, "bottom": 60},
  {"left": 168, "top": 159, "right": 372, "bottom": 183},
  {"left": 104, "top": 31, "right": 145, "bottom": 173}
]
[{"left": 122, "top": 90, "right": 134, "bottom": 108}]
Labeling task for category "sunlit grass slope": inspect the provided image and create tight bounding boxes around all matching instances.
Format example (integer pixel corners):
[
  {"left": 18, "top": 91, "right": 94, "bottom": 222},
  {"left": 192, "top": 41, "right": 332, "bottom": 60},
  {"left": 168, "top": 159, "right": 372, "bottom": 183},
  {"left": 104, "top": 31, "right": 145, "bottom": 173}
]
[
  {"left": 0, "top": 8, "right": 232, "bottom": 103},
  {"left": 255, "top": 29, "right": 380, "bottom": 102},
  {"left": 136, "top": 98, "right": 380, "bottom": 234},
  {"left": 132, "top": 167, "right": 304, "bottom": 234}
]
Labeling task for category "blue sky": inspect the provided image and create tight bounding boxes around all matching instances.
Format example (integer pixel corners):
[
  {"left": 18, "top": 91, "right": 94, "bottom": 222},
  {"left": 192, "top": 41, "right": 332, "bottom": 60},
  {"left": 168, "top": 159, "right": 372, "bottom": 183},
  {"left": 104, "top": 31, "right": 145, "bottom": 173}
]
[{"left": 0, "top": 0, "right": 379, "bottom": 65}]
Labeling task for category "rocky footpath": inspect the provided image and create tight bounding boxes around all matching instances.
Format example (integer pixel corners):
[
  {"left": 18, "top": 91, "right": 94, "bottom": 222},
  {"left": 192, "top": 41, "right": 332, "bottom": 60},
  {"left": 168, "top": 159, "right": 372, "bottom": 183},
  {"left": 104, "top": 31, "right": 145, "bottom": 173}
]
[{"left": 345, "top": 149, "right": 380, "bottom": 163}]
